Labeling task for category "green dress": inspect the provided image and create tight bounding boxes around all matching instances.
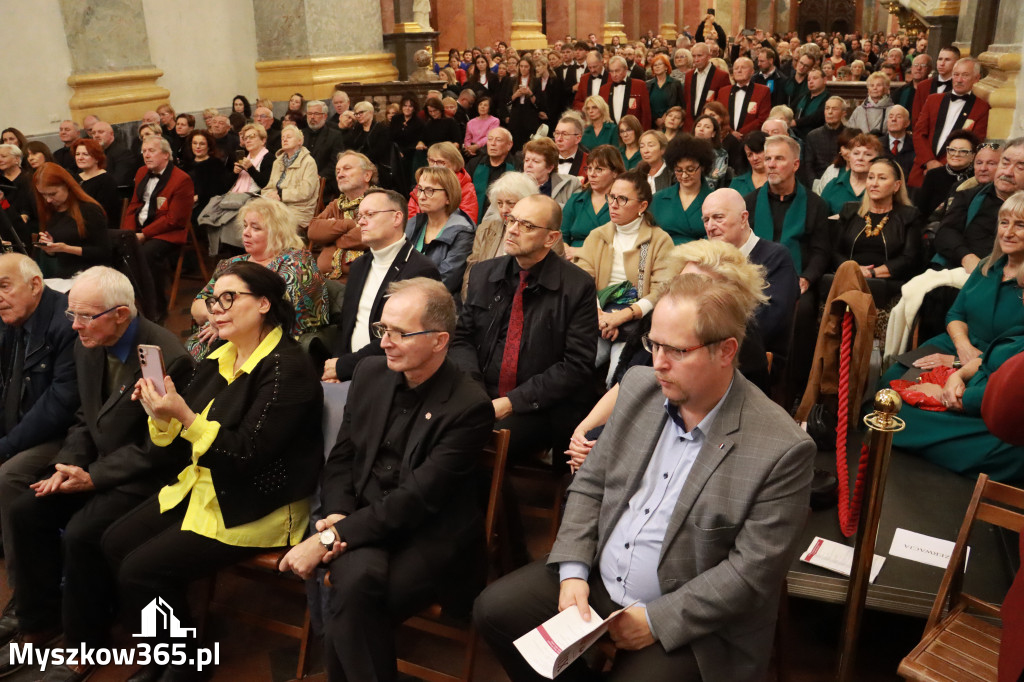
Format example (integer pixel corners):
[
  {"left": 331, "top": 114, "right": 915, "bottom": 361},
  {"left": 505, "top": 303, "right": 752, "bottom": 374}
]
[
  {"left": 881, "top": 255, "right": 1024, "bottom": 385},
  {"left": 561, "top": 190, "right": 610, "bottom": 247},
  {"left": 820, "top": 169, "right": 863, "bottom": 214},
  {"left": 893, "top": 326, "right": 1024, "bottom": 482},
  {"left": 582, "top": 123, "right": 617, "bottom": 151},
  {"left": 730, "top": 172, "right": 758, "bottom": 197},
  {"left": 622, "top": 149, "right": 642, "bottom": 170},
  {"left": 648, "top": 183, "right": 713, "bottom": 245}
]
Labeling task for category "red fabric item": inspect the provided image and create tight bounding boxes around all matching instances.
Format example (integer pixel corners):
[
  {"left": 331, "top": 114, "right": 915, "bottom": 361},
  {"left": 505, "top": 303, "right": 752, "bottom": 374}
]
[
  {"left": 889, "top": 366, "right": 957, "bottom": 412},
  {"left": 999, "top": 532, "right": 1024, "bottom": 682},
  {"left": 497, "top": 271, "right": 528, "bottom": 397},
  {"left": 983, "top": 351, "right": 1024, "bottom": 446},
  {"left": 892, "top": 139, "right": 900, "bottom": 156},
  {"left": 836, "top": 310, "right": 870, "bottom": 537}
]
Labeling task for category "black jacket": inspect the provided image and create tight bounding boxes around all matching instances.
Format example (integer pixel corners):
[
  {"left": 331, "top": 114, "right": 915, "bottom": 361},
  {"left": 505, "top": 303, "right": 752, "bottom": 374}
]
[
  {"left": 323, "top": 356, "right": 493, "bottom": 587},
  {"left": 803, "top": 124, "right": 849, "bottom": 182},
  {"left": 158, "top": 334, "right": 323, "bottom": 528},
  {"left": 333, "top": 240, "right": 441, "bottom": 380},
  {"left": 450, "top": 252, "right": 598, "bottom": 413},
  {"left": 744, "top": 186, "right": 832, "bottom": 284},
  {"left": 748, "top": 238, "right": 800, "bottom": 354},
  {"left": 103, "top": 140, "right": 140, "bottom": 191},
  {"left": 934, "top": 183, "right": 1002, "bottom": 266},
  {"left": 303, "top": 125, "right": 346, "bottom": 180},
  {"left": 0, "top": 287, "right": 79, "bottom": 460},
  {"left": 832, "top": 202, "right": 923, "bottom": 282},
  {"left": 875, "top": 132, "right": 916, "bottom": 185},
  {"left": 55, "top": 318, "right": 193, "bottom": 494}
]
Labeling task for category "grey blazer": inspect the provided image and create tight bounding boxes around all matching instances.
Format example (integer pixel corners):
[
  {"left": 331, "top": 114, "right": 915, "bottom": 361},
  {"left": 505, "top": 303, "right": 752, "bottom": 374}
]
[{"left": 548, "top": 366, "right": 814, "bottom": 682}]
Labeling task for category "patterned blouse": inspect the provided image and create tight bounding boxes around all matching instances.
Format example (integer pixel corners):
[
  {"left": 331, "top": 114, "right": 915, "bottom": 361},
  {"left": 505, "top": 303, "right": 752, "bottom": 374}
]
[{"left": 186, "top": 249, "right": 330, "bottom": 360}]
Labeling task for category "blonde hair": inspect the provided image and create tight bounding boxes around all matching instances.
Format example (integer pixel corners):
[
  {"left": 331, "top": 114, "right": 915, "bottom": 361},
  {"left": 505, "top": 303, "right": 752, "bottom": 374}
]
[
  {"left": 982, "top": 190, "right": 1024, "bottom": 276},
  {"left": 857, "top": 158, "right": 911, "bottom": 217},
  {"left": 240, "top": 123, "right": 267, "bottom": 142},
  {"left": 583, "top": 96, "right": 612, "bottom": 125},
  {"left": 237, "top": 197, "right": 304, "bottom": 254},
  {"left": 427, "top": 141, "right": 465, "bottom": 172},
  {"left": 866, "top": 72, "right": 891, "bottom": 89},
  {"left": 665, "top": 240, "right": 768, "bottom": 310},
  {"left": 415, "top": 166, "right": 462, "bottom": 214}
]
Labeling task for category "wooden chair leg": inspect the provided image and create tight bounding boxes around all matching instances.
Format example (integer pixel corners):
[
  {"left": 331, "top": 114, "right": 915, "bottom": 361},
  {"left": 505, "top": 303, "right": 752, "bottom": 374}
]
[
  {"left": 167, "top": 248, "right": 185, "bottom": 313},
  {"left": 296, "top": 606, "right": 312, "bottom": 680},
  {"left": 191, "top": 231, "right": 210, "bottom": 280}
]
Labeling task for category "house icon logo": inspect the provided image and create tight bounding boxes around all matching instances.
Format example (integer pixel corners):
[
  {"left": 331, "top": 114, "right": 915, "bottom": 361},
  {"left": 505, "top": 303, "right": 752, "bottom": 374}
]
[{"left": 133, "top": 597, "right": 197, "bottom": 638}]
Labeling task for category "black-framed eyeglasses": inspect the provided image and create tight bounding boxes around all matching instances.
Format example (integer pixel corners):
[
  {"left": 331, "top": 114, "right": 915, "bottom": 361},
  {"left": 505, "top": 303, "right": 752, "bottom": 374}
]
[
  {"left": 64, "top": 305, "right": 123, "bottom": 323},
  {"left": 415, "top": 185, "right": 447, "bottom": 198},
  {"left": 607, "top": 193, "right": 634, "bottom": 208},
  {"left": 641, "top": 334, "right": 727, "bottom": 361},
  {"left": 203, "top": 291, "right": 259, "bottom": 314},
  {"left": 371, "top": 322, "right": 441, "bottom": 342},
  {"left": 503, "top": 216, "right": 549, "bottom": 233},
  {"left": 354, "top": 209, "right": 398, "bottom": 223},
  {"left": 673, "top": 164, "right": 702, "bottom": 177}
]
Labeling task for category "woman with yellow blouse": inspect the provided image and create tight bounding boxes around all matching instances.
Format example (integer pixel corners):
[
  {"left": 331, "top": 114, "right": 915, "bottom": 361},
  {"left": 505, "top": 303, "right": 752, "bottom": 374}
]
[{"left": 103, "top": 262, "right": 323, "bottom": 680}]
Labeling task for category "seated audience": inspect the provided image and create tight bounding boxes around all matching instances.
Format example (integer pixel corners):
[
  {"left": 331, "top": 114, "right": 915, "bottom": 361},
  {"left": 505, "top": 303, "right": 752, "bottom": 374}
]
[
  {"left": 0, "top": 254, "right": 78, "bottom": 581},
  {"left": 475, "top": 270, "right": 815, "bottom": 682},
  {"left": 104, "top": 262, "right": 323, "bottom": 681},
  {"left": 692, "top": 114, "right": 730, "bottom": 188},
  {"left": 576, "top": 170, "right": 675, "bottom": 384},
  {"left": 207, "top": 115, "right": 241, "bottom": 162},
  {"left": 830, "top": 157, "right": 923, "bottom": 306},
  {"left": 848, "top": 72, "right": 894, "bottom": 134},
  {"left": 1, "top": 129, "right": 29, "bottom": 172},
  {"left": 661, "top": 105, "right": 684, "bottom": 141},
  {"left": 0, "top": 267, "right": 191, "bottom": 681},
  {"left": 120, "top": 137, "right": 194, "bottom": 313},
  {"left": 0, "top": 145, "right": 35, "bottom": 244},
  {"left": 52, "top": 120, "right": 81, "bottom": 175},
  {"left": 703, "top": 188, "right": 799, "bottom": 355},
  {"left": 262, "top": 126, "right": 319, "bottom": 230},
  {"left": 464, "top": 95, "right": 499, "bottom": 157},
  {"left": 406, "top": 166, "right": 476, "bottom": 295},
  {"left": 716, "top": 57, "right": 772, "bottom": 137},
  {"left": 72, "top": 139, "right": 121, "bottom": 230},
  {"left": 791, "top": 67, "right": 830, "bottom": 139},
  {"left": 561, "top": 145, "right": 625, "bottom": 259},
  {"left": 934, "top": 138, "right": 1024, "bottom": 271},
  {"left": 637, "top": 129, "right": 671, "bottom": 195},
  {"left": 24, "top": 142, "right": 54, "bottom": 173},
  {"left": 408, "top": 141, "right": 479, "bottom": 223},
  {"left": 617, "top": 114, "right": 643, "bottom": 170},
  {"left": 348, "top": 102, "right": 394, "bottom": 187},
  {"left": 307, "top": 152, "right": 376, "bottom": 280},
  {"left": 730, "top": 130, "right": 769, "bottom": 196},
  {"left": 582, "top": 96, "right": 617, "bottom": 149},
  {"left": 804, "top": 96, "right": 849, "bottom": 182},
  {"left": 821, "top": 133, "right": 884, "bottom": 214},
  {"left": 198, "top": 123, "right": 272, "bottom": 253},
  {"left": 89, "top": 121, "right": 138, "bottom": 194},
  {"left": 280, "top": 277, "right": 491, "bottom": 682},
  {"left": 891, "top": 194, "right": 1024, "bottom": 482},
  {"left": 252, "top": 107, "right": 281, "bottom": 155},
  {"left": 302, "top": 100, "right": 345, "bottom": 186},
  {"left": 328, "top": 90, "right": 351, "bottom": 128},
  {"left": 877, "top": 104, "right": 915, "bottom": 183},
  {"left": 390, "top": 95, "right": 425, "bottom": 188},
  {"left": 320, "top": 189, "right": 441, "bottom": 382},
  {"left": 649, "top": 135, "right": 716, "bottom": 244},
  {"left": 522, "top": 137, "right": 581, "bottom": 207},
  {"left": 917, "top": 130, "right": 977, "bottom": 220},
  {"left": 702, "top": 101, "right": 747, "bottom": 175},
  {"left": 419, "top": 96, "right": 463, "bottom": 151},
  {"left": 32, "top": 163, "right": 112, "bottom": 279},
  {"left": 467, "top": 127, "right": 515, "bottom": 216}
]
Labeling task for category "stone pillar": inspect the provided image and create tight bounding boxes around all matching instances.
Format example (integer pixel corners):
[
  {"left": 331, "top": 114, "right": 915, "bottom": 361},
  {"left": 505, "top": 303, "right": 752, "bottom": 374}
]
[
  {"left": 511, "top": 0, "right": 549, "bottom": 50},
  {"left": 435, "top": 0, "right": 472, "bottom": 56},
  {"left": 547, "top": 0, "right": 571, "bottom": 44},
  {"left": 387, "top": 0, "right": 440, "bottom": 81},
  {"left": 253, "top": 0, "right": 397, "bottom": 102},
  {"left": 603, "top": 0, "right": 627, "bottom": 44},
  {"left": 973, "top": 0, "right": 1024, "bottom": 139},
  {"left": 576, "top": 0, "right": 605, "bottom": 41},
  {"left": 59, "top": 0, "right": 170, "bottom": 125},
  {"left": 659, "top": 0, "right": 678, "bottom": 42}
]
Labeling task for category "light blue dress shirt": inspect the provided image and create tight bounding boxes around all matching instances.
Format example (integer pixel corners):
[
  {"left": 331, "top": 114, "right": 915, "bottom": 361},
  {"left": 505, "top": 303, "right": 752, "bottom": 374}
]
[{"left": 559, "top": 383, "right": 733, "bottom": 633}]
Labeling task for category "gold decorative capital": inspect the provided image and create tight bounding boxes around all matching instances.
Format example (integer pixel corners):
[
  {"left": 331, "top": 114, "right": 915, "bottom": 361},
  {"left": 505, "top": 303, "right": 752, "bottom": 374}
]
[
  {"left": 256, "top": 53, "right": 399, "bottom": 100},
  {"left": 391, "top": 22, "right": 428, "bottom": 34},
  {"left": 510, "top": 21, "right": 549, "bottom": 51},
  {"left": 67, "top": 68, "right": 170, "bottom": 126},
  {"left": 603, "top": 22, "right": 627, "bottom": 47}
]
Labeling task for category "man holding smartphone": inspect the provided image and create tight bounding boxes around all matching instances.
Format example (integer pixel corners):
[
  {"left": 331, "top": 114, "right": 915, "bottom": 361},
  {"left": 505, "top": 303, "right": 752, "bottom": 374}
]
[{"left": 0, "top": 267, "right": 193, "bottom": 680}]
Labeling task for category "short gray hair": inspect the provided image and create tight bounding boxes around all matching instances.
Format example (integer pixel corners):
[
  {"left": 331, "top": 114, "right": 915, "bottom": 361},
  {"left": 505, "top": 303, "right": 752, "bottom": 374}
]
[
  {"left": 0, "top": 144, "right": 22, "bottom": 160},
  {"left": 609, "top": 55, "right": 628, "bottom": 70},
  {"left": 487, "top": 171, "right": 540, "bottom": 204},
  {"left": 71, "top": 266, "right": 138, "bottom": 317},
  {"left": 388, "top": 277, "right": 457, "bottom": 338},
  {"left": 306, "top": 100, "right": 328, "bottom": 114},
  {"left": 557, "top": 111, "right": 585, "bottom": 135},
  {"left": 1, "top": 253, "right": 42, "bottom": 284},
  {"left": 956, "top": 57, "right": 982, "bottom": 78},
  {"left": 142, "top": 136, "right": 173, "bottom": 160},
  {"left": 764, "top": 134, "right": 801, "bottom": 158}
]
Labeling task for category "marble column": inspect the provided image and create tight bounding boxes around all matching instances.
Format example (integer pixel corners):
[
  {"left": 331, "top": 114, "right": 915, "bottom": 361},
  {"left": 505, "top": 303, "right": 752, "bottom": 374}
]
[
  {"left": 576, "top": 0, "right": 605, "bottom": 41},
  {"left": 511, "top": 0, "right": 549, "bottom": 49},
  {"left": 603, "top": 0, "right": 627, "bottom": 44},
  {"left": 252, "top": 0, "right": 397, "bottom": 102},
  {"left": 547, "top": 0, "right": 571, "bottom": 44},
  {"left": 59, "top": 0, "right": 170, "bottom": 125},
  {"left": 659, "top": 0, "right": 678, "bottom": 42},
  {"left": 971, "top": 0, "right": 1024, "bottom": 139}
]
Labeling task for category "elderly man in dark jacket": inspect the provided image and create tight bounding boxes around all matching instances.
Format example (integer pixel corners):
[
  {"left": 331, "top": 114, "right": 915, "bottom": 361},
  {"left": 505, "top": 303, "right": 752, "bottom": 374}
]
[{"left": 0, "top": 253, "right": 78, "bottom": 588}]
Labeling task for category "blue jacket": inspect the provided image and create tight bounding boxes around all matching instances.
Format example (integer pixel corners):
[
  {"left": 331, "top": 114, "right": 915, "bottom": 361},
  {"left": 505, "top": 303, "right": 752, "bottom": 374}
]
[
  {"left": 405, "top": 210, "right": 477, "bottom": 296},
  {"left": 0, "top": 286, "right": 79, "bottom": 459}
]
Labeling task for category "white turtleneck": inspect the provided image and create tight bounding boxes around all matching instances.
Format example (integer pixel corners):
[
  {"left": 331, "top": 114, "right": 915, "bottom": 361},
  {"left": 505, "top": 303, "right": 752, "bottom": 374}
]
[
  {"left": 608, "top": 216, "right": 653, "bottom": 314},
  {"left": 350, "top": 237, "right": 407, "bottom": 352}
]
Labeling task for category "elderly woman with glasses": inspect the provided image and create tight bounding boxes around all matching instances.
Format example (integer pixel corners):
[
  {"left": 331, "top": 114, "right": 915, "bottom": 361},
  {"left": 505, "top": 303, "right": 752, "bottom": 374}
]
[
  {"left": 198, "top": 122, "right": 272, "bottom": 252},
  {"left": 575, "top": 170, "right": 675, "bottom": 385},
  {"left": 917, "top": 129, "right": 979, "bottom": 221},
  {"left": 262, "top": 125, "right": 319, "bottom": 230},
  {"left": 105, "top": 261, "right": 323, "bottom": 681},
  {"left": 188, "top": 198, "right": 328, "bottom": 360},
  {"left": 406, "top": 166, "right": 476, "bottom": 295},
  {"left": 649, "top": 134, "right": 716, "bottom": 244}
]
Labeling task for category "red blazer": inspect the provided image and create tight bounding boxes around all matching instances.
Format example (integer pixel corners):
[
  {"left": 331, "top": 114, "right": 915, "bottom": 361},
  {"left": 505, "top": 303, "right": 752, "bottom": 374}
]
[
  {"left": 909, "top": 91, "right": 990, "bottom": 187},
  {"left": 716, "top": 82, "right": 771, "bottom": 135},
  {"left": 599, "top": 78, "right": 652, "bottom": 130},
  {"left": 573, "top": 70, "right": 607, "bottom": 110},
  {"left": 682, "top": 65, "right": 731, "bottom": 130},
  {"left": 911, "top": 76, "right": 952, "bottom": 123},
  {"left": 121, "top": 165, "right": 194, "bottom": 244}
]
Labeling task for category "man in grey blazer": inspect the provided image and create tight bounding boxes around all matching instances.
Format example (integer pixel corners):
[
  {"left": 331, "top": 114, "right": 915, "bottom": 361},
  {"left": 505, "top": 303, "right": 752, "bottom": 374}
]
[{"left": 474, "top": 273, "right": 815, "bottom": 682}]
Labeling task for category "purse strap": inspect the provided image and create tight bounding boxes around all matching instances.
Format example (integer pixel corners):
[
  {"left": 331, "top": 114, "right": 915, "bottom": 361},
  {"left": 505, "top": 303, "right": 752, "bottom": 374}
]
[{"left": 636, "top": 241, "right": 650, "bottom": 297}]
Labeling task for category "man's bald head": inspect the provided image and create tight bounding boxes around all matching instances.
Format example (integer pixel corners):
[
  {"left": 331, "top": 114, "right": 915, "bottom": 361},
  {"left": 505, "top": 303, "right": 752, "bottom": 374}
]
[
  {"left": 91, "top": 122, "right": 115, "bottom": 148},
  {"left": 516, "top": 193, "right": 562, "bottom": 231},
  {"left": 761, "top": 119, "right": 788, "bottom": 137},
  {"left": 701, "top": 188, "right": 750, "bottom": 247},
  {"left": 141, "top": 111, "right": 160, "bottom": 126}
]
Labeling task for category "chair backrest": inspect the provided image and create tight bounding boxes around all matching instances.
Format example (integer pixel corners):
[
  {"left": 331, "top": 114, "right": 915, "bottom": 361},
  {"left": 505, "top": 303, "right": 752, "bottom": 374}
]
[
  {"left": 481, "top": 429, "right": 511, "bottom": 581},
  {"left": 928, "top": 474, "right": 1024, "bottom": 630},
  {"left": 315, "top": 176, "right": 328, "bottom": 215}
]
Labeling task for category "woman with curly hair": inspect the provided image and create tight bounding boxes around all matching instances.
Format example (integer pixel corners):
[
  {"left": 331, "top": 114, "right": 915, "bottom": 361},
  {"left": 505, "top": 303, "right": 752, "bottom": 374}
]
[{"left": 648, "top": 134, "right": 716, "bottom": 244}]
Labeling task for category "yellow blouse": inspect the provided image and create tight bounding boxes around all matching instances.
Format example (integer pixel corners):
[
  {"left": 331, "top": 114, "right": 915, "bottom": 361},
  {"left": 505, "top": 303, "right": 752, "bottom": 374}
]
[{"left": 149, "top": 326, "right": 308, "bottom": 547}]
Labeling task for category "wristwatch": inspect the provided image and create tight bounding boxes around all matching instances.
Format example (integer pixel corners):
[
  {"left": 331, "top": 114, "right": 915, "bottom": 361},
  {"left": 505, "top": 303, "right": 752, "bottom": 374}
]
[{"left": 319, "top": 527, "right": 337, "bottom": 552}]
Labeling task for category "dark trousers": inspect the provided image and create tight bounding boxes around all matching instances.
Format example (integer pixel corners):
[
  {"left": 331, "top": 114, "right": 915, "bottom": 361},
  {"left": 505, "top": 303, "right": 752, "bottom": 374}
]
[
  {"left": 323, "top": 544, "right": 439, "bottom": 682},
  {"left": 473, "top": 559, "right": 702, "bottom": 682},
  {"left": 102, "top": 496, "right": 267, "bottom": 652},
  {"left": 11, "top": 485, "right": 150, "bottom": 647},
  {"left": 789, "top": 287, "right": 819, "bottom": 401},
  {"left": 140, "top": 238, "right": 179, "bottom": 311}
]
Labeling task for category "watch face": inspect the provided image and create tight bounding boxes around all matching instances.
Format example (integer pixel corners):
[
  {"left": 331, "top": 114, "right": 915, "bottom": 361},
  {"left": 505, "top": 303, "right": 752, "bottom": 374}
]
[{"left": 319, "top": 528, "right": 336, "bottom": 546}]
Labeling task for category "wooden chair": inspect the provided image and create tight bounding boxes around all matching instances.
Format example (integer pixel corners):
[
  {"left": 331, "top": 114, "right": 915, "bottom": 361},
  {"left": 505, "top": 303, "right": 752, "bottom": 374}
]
[
  {"left": 394, "top": 428, "right": 511, "bottom": 682},
  {"left": 897, "top": 474, "right": 1023, "bottom": 681},
  {"left": 314, "top": 176, "right": 328, "bottom": 215},
  {"left": 167, "top": 221, "right": 211, "bottom": 313},
  {"left": 507, "top": 460, "right": 567, "bottom": 555}
]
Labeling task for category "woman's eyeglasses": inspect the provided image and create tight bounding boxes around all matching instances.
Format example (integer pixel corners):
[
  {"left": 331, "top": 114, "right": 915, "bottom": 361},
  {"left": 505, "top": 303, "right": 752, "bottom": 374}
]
[
  {"left": 204, "top": 291, "right": 259, "bottom": 313},
  {"left": 414, "top": 185, "right": 447, "bottom": 198}
]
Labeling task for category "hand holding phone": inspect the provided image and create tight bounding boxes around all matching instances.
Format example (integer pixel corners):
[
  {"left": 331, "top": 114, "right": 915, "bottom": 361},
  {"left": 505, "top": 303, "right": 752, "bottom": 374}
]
[{"left": 138, "top": 344, "right": 167, "bottom": 396}]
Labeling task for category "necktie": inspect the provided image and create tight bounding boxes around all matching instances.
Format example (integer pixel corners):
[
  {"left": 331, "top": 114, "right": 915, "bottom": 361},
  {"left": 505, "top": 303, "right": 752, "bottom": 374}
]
[
  {"left": 497, "top": 271, "right": 528, "bottom": 398},
  {"left": 892, "top": 139, "right": 900, "bottom": 156},
  {"left": 559, "top": 157, "right": 574, "bottom": 163},
  {"left": 949, "top": 93, "right": 968, "bottom": 102}
]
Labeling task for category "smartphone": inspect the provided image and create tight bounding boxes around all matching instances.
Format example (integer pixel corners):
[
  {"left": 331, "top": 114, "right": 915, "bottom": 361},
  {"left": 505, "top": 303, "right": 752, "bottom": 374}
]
[
  {"left": 138, "top": 344, "right": 167, "bottom": 396},
  {"left": 234, "top": 150, "right": 246, "bottom": 162}
]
